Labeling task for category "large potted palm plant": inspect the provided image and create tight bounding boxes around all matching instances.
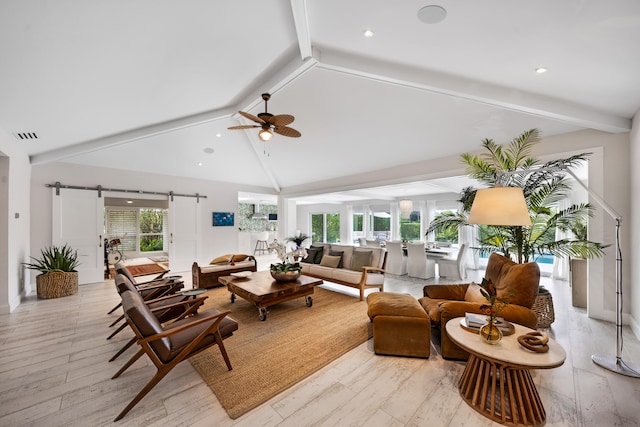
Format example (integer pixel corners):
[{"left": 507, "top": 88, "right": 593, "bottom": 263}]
[
  {"left": 428, "top": 128, "right": 606, "bottom": 263},
  {"left": 24, "top": 244, "right": 80, "bottom": 299}
]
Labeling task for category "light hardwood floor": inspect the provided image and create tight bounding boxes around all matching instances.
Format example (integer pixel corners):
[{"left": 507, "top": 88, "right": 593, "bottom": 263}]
[{"left": 1, "top": 256, "right": 639, "bottom": 426}]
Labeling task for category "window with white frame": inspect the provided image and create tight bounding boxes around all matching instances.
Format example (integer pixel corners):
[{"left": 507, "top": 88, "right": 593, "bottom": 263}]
[
  {"left": 311, "top": 212, "right": 340, "bottom": 243},
  {"left": 106, "top": 208, "right": 168, "bottom": 254},
  {"left": 370, "top": 211, "right": 390, "bottom": 242}
]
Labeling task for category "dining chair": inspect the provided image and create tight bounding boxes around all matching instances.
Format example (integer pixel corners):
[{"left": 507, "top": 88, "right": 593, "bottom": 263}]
[
  {"left": 384, "top": 240, "right": 407, "bottom": 275},
  {"left": 437, "top": 243, "right": 468, "bottom": 280},
  {"left": 406, "top": 241, "right": 436, "bottom": 279}
]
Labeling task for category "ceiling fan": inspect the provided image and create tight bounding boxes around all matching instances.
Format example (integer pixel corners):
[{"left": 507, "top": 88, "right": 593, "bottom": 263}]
[{"left": 228, "top": 93, "right": 301, "bottom": 141}]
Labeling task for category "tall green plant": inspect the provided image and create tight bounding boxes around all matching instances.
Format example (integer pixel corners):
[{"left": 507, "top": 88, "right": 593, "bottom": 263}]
[
  {"left": 427, "top": 128, "right": 606, "bottom": 263},
  {"left": 23, "top": 244, "right": 80, "bottom": 274}
]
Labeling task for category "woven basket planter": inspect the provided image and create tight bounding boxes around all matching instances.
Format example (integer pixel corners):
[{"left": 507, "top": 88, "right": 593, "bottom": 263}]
[
  {"left": 36, "top": 271, "right": 78, "bottom": 299},
  {"left": 532, "top": 287, "right": 555, "bottom": 329}
]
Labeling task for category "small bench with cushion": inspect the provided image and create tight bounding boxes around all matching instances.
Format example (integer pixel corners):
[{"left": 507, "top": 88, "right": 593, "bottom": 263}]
[
  {"left": 192, "top": 254, "right": 257, "bottom": 289},
  {"left": 367, "top": 292, "right": 431, "bottom": 358}
]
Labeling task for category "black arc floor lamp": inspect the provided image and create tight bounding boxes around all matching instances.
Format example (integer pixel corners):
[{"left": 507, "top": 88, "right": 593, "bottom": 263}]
[{"left": 468, "top": 165, "right": 639, "bottom": 378}]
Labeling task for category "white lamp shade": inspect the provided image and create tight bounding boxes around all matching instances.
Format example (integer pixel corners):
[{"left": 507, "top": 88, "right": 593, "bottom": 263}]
[
  {"left": 399, "top": 199, "right": 413, "bottom": 219},
  {"left": 467, "top": 187, "right": 532, "bottom": 226}
]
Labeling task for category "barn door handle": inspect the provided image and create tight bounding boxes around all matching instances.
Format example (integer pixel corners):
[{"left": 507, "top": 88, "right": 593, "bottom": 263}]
[
  {"left": 170, "top": 233, "right": 173, "bottom": 244},
  {"left": 99, "top": 235, "right": 102, "bottom": 247}
]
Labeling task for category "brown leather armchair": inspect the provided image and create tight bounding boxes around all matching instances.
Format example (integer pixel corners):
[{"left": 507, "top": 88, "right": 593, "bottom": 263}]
[{"left": 419, "top": 253, "right": 540, "bottom": 360}]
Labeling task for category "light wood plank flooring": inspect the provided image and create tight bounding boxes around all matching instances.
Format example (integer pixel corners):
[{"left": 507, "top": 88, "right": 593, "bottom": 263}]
[{"left": 1, "top": 256, "right": 639, "bottom": 426}]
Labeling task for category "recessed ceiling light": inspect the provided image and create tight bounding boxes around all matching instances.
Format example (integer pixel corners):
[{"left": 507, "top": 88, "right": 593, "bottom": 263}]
[
  {"left": 126, "top": 200, "right": 133, "bottom": 204},
  {"left": 203, "top": 147, "right": 214, "bottom": 154},
  {"left": 216, "top": 133, "right": 222, "bottom": 138},
  {"left": 197, "top": 162, "right": 203, "bottom": 166},
  {"left": 363, "top": 29, "right": 374, "bottom": 38},
  {"left": 535, "top": 67, "right": 548, "bottom": 74},
  {"left": 417, "top": 5, "right": 447, "bottom": 24}
]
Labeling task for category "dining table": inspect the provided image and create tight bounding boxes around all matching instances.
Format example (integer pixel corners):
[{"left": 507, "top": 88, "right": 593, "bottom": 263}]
[
  {"left": 425, "top": 247, "right": 457, "bottom": 258},
  {"left": 401, "top": 245, "right": 457, "bottom": 259}
]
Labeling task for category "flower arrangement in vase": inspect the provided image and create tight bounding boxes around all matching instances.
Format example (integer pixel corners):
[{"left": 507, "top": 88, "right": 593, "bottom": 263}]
[
  {"left": 478, "top": 278, "right": 512, "bottom": 344},
  {"left": 268, "top": 240, "right": 307, "bottom": 282}
]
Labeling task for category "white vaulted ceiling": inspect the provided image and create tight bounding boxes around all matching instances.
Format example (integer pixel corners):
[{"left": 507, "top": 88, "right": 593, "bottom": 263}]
[{"left": 1, "top": 1, "right": 638, "bottom": 202}]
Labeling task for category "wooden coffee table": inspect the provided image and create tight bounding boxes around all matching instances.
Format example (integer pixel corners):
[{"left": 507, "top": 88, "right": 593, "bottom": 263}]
[
  {"left": 446, "top": 317, "right": 566, "bottom": 426},
  {"left": 218, "top": 270, "right": 323, "bottom": 321}
]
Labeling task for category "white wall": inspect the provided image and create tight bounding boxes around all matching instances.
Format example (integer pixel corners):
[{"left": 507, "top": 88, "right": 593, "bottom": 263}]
[
  {"left": 536, "top": 130, "right": 630, "bottom": 324},
  {"left": 0, "top": 129, "right": 31, "bottom": 313},
  {"left": 30, "top": 162, "right": 275, "bottom": 281},
  {"left": 630, "top": 111, "right": 640, "bottom": 339}
]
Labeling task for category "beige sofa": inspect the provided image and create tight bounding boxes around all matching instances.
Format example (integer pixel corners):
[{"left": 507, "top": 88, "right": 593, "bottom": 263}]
[
  {"left": 300, "top": 243, "right": 387, "bottom": 301},
  {"left": 192, "top": 255, "right": 257, "bottom": 289}
]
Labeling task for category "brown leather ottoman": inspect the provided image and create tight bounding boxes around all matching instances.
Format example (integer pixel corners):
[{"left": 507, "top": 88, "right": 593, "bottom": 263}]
[{"left": 367, "top": 292, "right": 431, "bottom": 358}]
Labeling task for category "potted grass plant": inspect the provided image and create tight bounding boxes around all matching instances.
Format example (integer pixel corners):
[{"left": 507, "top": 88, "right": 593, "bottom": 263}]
[{"left": 24, "top": 244, "right": 80, "bottom": 299}]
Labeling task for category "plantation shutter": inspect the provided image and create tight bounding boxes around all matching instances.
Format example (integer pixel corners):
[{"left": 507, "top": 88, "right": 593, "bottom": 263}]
[
  {"left": 162, "top": 209, "right": 169, "bottom": 252},
  {"left": 106, "top": 209, "right": 137, "bottom": 252}
]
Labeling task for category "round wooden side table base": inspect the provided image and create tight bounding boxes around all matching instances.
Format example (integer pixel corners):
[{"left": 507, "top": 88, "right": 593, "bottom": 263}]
[{"left": 459, "top": 354, "right": 545, "bottom": 426}]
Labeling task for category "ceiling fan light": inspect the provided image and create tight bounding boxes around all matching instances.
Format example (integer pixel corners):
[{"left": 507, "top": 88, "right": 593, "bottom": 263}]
[{"left": 258, "top": 128, "right": 273, "bottom": 141}]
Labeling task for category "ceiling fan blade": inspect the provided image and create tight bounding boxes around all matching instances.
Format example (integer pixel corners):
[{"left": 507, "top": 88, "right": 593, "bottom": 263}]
[
  {"left": 238, "top": 110, "right": 265, "bottom": 124},
  {"left": 270, "top": 114, "right": 295, "bottom": 127},
  {"left": 227, "top": 125, "right": 259, "bottom": 130},
  {"left": 274, "top": 126, "right": 301, "bottom": 138}
]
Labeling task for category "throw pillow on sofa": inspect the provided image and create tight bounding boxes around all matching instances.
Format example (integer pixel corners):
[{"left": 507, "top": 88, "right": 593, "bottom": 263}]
[
  {"left": 350, "top": 250, "right": 372, "bottom": 271},
  {"left": 329, "top": 250, "right": 344, "bottom": 268},
  {"left": 230, "top": 254, "right": 251, "bottom": 265},
  {"left": 310, "top": 245, "right": 326, "bottom": 262},
  {"left": 210, "top": 254, "right": 233, "bottom": 265},
  {"left": 464, "top": 282, "right": 486, "bottom": 303},
  {"left": 320, "top": 254, "right": 342, "bottom": 268},
  {"left": 304, "top": 248, "right": 323, "bottom": 264}
]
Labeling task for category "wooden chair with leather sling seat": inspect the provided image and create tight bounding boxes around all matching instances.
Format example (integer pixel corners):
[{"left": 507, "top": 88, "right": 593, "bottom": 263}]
[
  {"left": 108, "top": 277, "right": 209, "bottom": 362},
  {"left": 107, "top": 273, "right": 184, "bottom": 339},
  {"left": 112, "top": 289, "right": 238, "bottom": 421},
  {"left": 106, "top": 261, "right": 174, "bottom": 315}
]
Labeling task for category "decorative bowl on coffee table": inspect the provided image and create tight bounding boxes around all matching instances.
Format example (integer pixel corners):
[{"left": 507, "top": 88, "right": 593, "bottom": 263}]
[{"left": 270, "top": 270, "right": 301, "bottom": 282}]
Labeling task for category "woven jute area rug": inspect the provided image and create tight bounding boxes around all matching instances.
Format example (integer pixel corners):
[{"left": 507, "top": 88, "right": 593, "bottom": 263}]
[{"left": 190, "top": 285, "right": 371, "bottom": 419}]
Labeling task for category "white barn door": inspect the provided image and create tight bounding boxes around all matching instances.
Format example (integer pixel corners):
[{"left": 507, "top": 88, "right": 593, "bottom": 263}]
[
  {"left": 168, "top": 196, "right": 200, "bottom": 273},
  {"left": 52, "top": 188, "right": 104, "bottom": 284}
]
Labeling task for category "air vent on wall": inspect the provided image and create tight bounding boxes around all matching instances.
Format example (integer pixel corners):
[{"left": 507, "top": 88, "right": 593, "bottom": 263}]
[{"left": 13, "top": 132, "right": 39, "bottom": 140}]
